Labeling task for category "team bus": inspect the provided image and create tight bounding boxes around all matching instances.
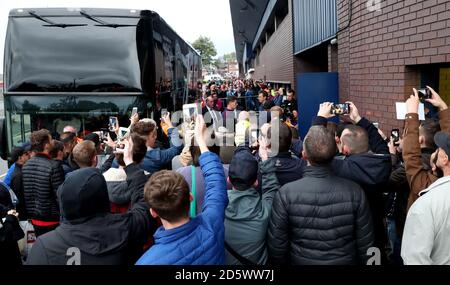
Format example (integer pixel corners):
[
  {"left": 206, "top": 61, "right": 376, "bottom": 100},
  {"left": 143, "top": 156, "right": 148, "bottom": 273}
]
[{"left": 0, "top": 8, "right": 202, "bottom": 159}]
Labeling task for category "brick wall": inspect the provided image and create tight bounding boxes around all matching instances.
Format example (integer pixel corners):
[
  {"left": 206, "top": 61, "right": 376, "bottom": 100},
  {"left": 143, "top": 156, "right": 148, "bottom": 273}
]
[
  {"left": 328, "top": 44, "right": 339, "bottom": 72},
  {"left": 337, "top": 0, "right": 450, "bottom": 132},
  {"left": 253, "top": 0, "right": 295, "bottom": 89}
]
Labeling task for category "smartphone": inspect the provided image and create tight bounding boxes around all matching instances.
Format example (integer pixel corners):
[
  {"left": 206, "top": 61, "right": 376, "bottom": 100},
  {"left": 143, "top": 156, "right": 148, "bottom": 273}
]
[
  {"left": 101, "top": 128, "right": 109, "bottom": 139},
  {"left": 119, "top": 127, "right": 129, "bottom": 139},
  {"left": 251, "top": 129, "right": 258, "bottom": 141},
  {"left": 391, "top": 129, "right": 400, "bottom": 146},
  {"left": 109, "top": 116, "right": 118, "bottom": 131},
  {"left": 331, "top": 103, "right": 350, "bottom": 115},
  {"left": 417, "top": 88, "right": 431, "bottom": 100},
  {"left": 161, "top": 108, "right": 168, "bottom": 118},
  {"left": 131, "top": 107, "right": 138, "bottom": 117},
  {"left": 183, "top": 103, "right": 201, "bottom": 129}
]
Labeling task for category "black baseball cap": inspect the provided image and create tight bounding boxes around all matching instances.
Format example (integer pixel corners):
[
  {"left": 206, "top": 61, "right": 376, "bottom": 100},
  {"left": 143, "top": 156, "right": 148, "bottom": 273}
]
[
  {"left": 61, "top": 132, "right": 76, "bottom": 143},
  {"left": 228, "top": 146, "right": 258, "bottom": 190},
  {"left": 84, "top": 133, "right": 100, "bottom": 147},
  {"left": 10, "top": 142, "right": 31, "bottom": 163},
  {"left": 434, "top": 131, "right": 450, "bottom": 157}
]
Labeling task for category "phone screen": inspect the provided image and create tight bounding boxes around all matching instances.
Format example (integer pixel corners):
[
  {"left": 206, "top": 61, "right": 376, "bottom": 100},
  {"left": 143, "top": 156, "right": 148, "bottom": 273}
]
[
  {"left": 119, "top": 128, "right": 129, "bottom": 139},
  {"left": 131, "top": 107, "right": 138, "bottom": 117},
  {"left": 161, "top": 108, "right": 168, "bottom": 118},
  {"left": 109, "top": 117, "right": 118, "bottom": 131},
  {"left": 101, "top": 129, "right": 109, "bottom": 140},
  {"left": 391, "top": 129, "right": 400, "bottom": 145},
  {"left": 183, "top": 103, "right": 200, "bottom": 129},
  {"left": 332, "top": 103, "right": 350, "bottom": 115}
]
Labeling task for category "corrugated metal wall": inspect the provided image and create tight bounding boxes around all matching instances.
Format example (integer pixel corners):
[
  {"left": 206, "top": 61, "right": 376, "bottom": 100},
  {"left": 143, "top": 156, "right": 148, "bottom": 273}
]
[
  {"left": 253, "top": 0, "right": 294, "bottom": 88},
  {"left": 293, "top": 0, "right": 337, "bottom": 54}
]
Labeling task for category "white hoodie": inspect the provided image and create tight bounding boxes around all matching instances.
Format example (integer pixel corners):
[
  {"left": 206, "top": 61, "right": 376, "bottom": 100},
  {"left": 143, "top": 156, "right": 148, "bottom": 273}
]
[{"left": 401, "top": 175, "right": 450, "bottom": 265}]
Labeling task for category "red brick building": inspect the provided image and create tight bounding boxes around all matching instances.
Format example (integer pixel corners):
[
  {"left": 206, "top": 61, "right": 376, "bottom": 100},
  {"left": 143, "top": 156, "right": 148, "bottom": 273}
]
[
  {"left": 337, "top": 0, "right": 450, "bottom": 131},
  {"left": 231, "top": 0, "right": 450, "bottom": 132}
]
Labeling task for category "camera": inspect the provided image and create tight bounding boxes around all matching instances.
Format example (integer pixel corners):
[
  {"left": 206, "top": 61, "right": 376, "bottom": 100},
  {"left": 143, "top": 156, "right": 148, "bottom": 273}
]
[
  {"left": 417, "top": 88, "right": 431, "bottom": 101},
  {"left": 331, "top": 103, "right": 350, "bottom": 115}
]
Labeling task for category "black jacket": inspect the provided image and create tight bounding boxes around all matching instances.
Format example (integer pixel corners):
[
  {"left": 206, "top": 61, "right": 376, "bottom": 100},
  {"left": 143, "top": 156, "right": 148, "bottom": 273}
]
[
  {"left": 0, "top": 214, "right": 24, "bottom": 265},
  {"left": 22, "top": 153, "right": 64, "bottom": 222},
  {"left": 27, "top": 165, "right": 157, "bottom": 265},
  {"left": 273, "top": 152, "right": 306, "bottom": 186},
  {"left": 385, "top": 148, "right": 434, "bottom": 236},
  {"left": 61, "top": 154, "right": 79, "bottom": 177},
  {"left": 0, "top": 183, "right": 14, "bottom": 217},
  {"left": 313, "top": 116, "right": 391, "bottom": 260},
  {"left": 268, "top": 166, "right": 374, "bottom": 265},
  {"left": 0, "top": 185, "right": 24, "bottom": 265}
]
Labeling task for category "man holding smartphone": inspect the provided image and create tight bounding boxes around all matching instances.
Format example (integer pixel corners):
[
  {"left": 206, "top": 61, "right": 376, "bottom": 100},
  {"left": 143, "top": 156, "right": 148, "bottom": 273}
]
[
  {"left": 402, "top": 87, "right": 450, "bottom": 211},
  {"left": 313, "top": 101, "right": 392, "bottom": 263}
]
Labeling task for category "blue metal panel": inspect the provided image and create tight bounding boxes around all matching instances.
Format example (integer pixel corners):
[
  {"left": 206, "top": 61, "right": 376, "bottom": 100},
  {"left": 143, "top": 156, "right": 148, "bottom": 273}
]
[
  {"left": 296, "top": 72, "right": 339, "bottom": 138},
  {"left": 293, "top": 0, "right": 337, "bottom": 54}
]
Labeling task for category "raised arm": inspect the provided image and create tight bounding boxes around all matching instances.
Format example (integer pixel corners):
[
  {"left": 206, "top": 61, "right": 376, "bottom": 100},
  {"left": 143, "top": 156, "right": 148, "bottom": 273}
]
[
  {"left": 259, "top": 125, "right": 280, "bottom": 205},
  {"left": 195, "top": 115, "right": 227, "bottom": 231},
  {"left": 425, "top": 86, "right": 450, "bottom": 132},
  {"left": 122, "top": 138, "right": 157, "bottom": 245},
  {"left": 403, "top": 90, "right": 436, "bottom": 211},
  {"left": 311, "top": 102, "right": 334, "bottom": 127},
  {"left": 159, "top": 113, "right": 184, "bottom": 165},
  {"left": 347, "top": 102, "right": 389, "bottom": 154}
]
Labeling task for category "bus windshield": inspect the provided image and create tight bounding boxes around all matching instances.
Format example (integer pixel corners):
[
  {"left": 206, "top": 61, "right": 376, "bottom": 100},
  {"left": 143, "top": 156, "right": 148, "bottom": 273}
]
[{"left": 4, "top": 13, "right": 143, "bottom": 92}]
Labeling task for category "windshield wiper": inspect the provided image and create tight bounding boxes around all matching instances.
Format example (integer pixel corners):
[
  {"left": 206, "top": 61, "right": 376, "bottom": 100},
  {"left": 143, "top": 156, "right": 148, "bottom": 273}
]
[
  {"left": 28, "top": 11, "right": 87, "bottom": 28},
  {"left": 79, "top": 11, "right": 136, "bottom": 28}
]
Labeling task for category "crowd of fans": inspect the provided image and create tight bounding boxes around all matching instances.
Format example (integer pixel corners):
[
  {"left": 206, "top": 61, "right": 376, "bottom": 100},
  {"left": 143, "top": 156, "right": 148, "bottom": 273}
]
[{"left": 1, "top": 83, "right": 449, "bottom": 265}]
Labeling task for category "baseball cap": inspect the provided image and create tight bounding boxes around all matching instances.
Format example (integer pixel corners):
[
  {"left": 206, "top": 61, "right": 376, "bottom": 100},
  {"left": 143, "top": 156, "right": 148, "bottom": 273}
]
[
  {"left": 10, "top": 142, "right": 31, "bottom": 163},
  {"left": 61, "top": 132, "right": 76, "bottom": 144},
  {"left": 228, "top": 146, "right": 258, "bottom": 190},
  {"left": 84, "top": 133, "right": 100, "bottom": 147},
  {"left": 434, "top": 131, "right": 450, "bottom": 157}
]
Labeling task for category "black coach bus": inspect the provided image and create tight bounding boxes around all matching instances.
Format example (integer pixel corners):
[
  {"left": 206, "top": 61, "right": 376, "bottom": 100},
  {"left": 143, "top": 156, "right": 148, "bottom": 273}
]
[{"left": 1, "top": 8, "right": 201, "bottom": 158}]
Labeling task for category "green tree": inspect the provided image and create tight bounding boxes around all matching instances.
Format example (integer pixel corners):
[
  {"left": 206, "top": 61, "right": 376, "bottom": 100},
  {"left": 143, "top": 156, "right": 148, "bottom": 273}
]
[
  {"left": 213, "top": 57, "right": 226, "bottom": 69},
  {"left": 192, "top": 36, "right": 217, "bottom": 67},
  {"left": 222, "top": 52, "right": 236, "bottom": 63}
]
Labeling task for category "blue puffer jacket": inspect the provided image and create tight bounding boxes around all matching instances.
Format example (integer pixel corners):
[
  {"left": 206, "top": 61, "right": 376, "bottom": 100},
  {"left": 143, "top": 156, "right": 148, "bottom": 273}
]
[
  {"left": 3, "top": 163, "right": 16, "bottom": 187},
  {"left": 136, "top": 151, "right": 228, "bottom": 265}
]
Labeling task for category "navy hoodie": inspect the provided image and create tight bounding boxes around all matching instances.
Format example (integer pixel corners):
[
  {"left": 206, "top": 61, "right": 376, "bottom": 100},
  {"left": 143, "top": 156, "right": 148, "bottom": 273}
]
[{"left": 27, "top": 166, "right": 156, "bottom": 265}]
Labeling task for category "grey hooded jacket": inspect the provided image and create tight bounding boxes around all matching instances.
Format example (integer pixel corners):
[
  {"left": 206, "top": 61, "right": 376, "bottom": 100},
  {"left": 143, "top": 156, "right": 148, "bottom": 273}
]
[{"left": 224, "top": 159, "right": 280, "bottom": 265}]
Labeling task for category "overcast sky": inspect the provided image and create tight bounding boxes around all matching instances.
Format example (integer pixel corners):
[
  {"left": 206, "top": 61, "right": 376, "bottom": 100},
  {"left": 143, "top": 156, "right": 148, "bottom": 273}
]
[{"left": 0, "top": 0, "right": 235, "bottom": 74}]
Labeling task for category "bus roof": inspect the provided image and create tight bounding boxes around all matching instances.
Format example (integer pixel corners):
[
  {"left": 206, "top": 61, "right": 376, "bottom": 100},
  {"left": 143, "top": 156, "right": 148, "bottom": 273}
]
[{"left": 9, "top": 7, "right": 147, "bottom": 18}]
